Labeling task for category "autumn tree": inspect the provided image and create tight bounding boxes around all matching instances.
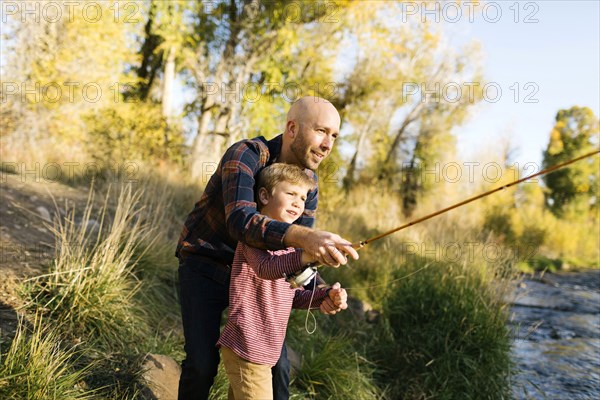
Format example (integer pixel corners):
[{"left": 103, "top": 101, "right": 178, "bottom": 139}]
[
  {"left": 542, "top": 106, "right": 599, "bottom": 216},
  {"left": 328, "top": 2, "right": 485, "bottom": 217},
  {"left": 1, "top": 1, "right": 141, "bottom": 148},
  {"left": 1, "top": 1, "right": 187, "bottom": 165}
]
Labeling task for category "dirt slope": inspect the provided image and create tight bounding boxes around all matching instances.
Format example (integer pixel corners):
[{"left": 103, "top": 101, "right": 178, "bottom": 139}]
[{"left": 0, "top": 172, "right": 89, "bottom": 338}]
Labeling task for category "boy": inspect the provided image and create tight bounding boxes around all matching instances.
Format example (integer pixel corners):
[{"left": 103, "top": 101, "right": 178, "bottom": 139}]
[{"left": 217, "top": 163, "right": 347, "bottom": 400}]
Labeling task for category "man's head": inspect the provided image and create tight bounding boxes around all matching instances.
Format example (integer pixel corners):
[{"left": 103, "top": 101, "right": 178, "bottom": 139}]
[
  {"left": 255, "top": 163, "right": 316, "bottom": 224},
  {"left": 280, "top": 96, "right": 341, "bottom": 171}
]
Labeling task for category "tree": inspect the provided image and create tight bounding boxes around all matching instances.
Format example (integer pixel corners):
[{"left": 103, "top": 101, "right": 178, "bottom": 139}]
[
  {"left": 131, "top": 0, "right": 189, "bottom": 125},
  {"left": 1, "top": 1, "right": 141, "bottom": 146},
  {"left": 542, "top": 106, "right": 599, "bottom": 216},
  {"left": 329, "top": 2, "right": 485, "bottom": 217},
  {"left": 180, "top": 0, "right": 351, "bottom": 177}
]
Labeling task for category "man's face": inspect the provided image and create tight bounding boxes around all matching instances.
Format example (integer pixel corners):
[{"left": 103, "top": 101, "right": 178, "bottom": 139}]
[
  {"left": 289, "top": 110, "right": 340, "bottom": 171},
  {"left": 259, "top": 181, "right": 309, "bottom": 224}
]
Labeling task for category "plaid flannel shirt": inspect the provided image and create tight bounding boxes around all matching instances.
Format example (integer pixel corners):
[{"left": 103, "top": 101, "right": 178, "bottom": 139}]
[{"left": 176, "top": 134, "right": 318, "bottom": 267}]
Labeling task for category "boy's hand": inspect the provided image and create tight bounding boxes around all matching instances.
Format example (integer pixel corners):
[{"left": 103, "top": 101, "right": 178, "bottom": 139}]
[{"left": 320, "top": 282, "right": 348, "bottom": 315}]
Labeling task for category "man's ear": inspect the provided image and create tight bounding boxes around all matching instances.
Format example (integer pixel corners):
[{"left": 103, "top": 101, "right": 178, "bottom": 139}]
[
  {"left": 258, "top": 187, "right": 270, "bottom": 207},
  {"left": 285, "top": 120, "right": 297, "bottom": 139}
]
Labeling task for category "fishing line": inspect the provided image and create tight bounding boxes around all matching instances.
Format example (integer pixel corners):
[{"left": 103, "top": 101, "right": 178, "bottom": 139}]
[
  {"left": 342, "top": 264, "right": 431, "bottom": 291},
  {"left": 304, "top": 276, "right": 317, "bottom": 334}
]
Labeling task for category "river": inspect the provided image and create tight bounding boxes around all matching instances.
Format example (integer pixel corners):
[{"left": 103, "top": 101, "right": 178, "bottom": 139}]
[{"left": 509, "top": 269, "right": 600, "bottom": 399}]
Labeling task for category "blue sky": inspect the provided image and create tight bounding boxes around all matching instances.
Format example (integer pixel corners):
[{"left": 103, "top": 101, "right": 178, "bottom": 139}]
[{"left": 448, "top": 1, "right": 600, "bottom": 166}]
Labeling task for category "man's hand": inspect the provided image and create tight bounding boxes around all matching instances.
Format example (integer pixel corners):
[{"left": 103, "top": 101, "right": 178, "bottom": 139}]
[
  {"left": 320, "top": 282, "right": 348, "bottom": 315},
  {"left": 287, "top": 226, "right": 359, "bottom": 267}
]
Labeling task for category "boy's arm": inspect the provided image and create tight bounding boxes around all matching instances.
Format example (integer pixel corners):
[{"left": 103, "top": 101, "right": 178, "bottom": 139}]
[
  {"left": 292, "top": 283, "right": 347, "bottom": 310},
  {"left": 291, "top": 287, "right": 329, "bottom": 309},
  {"left": 242, "top": 245, "right": 315, "bottom": 280}
]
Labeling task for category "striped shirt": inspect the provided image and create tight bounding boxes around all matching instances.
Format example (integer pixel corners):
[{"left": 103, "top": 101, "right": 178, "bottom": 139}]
[
  {"left": 176, "top": 135, "right": 318, "bottom": 267},
  {"left": 217, "top": 242, "right": 329, "bottom": 366}
]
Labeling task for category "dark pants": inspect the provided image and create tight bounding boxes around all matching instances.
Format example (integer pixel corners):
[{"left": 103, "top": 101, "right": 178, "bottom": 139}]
[{"left": 177, "top": 259, "right": 290, "bottom": 400}]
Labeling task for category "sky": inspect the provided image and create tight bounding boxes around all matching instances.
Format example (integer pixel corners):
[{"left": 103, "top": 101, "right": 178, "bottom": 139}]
[{"left": 446, "top": 0, "right": 600, "bottom": 167}]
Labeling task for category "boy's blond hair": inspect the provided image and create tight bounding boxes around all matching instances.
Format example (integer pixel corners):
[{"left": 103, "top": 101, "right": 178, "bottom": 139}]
[{"left": 256, "top": 163, "right": 316, "bottom": 205}]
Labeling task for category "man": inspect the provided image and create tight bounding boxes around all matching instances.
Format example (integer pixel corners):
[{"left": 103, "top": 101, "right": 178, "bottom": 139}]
[{"left": 176, "top": 96, "right": 359, "bottom": 399}]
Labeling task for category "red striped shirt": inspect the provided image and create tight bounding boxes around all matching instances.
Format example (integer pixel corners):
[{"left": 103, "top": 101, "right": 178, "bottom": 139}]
[{"left": 217, "top": 242, "right": 328, "bottom": 366}]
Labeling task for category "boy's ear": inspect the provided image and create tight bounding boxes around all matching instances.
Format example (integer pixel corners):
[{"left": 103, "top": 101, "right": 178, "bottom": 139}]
[{"left": 258, "top": 187, "right": 270, "bottom": 207}]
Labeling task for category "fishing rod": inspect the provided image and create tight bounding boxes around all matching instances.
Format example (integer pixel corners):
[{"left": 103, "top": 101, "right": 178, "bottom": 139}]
[
  {"left": 286, "top": 149, "right": 600, "bottom": 288},
  {"left": 354, "top": 148, "right": 600, "bottom": 249}
]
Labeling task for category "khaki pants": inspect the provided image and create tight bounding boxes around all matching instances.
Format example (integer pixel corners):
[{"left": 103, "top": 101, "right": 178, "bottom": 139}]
[{"left": 221, "top": 346, "right": 273, "bottom": 400}]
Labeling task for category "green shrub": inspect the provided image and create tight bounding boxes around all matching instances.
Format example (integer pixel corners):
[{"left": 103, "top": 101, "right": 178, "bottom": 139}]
[
  {"left": 289, "top": 330, "right": 383, "bottom": 400},
  {"left": 84, "top": 103, "right": 185, "bottom": 166},
  {"left": 372, "top": 257, "right": 512, "bottom": 400}
]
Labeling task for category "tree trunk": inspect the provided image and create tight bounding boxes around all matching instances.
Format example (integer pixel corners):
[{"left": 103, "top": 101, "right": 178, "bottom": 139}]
[
  {"left": 162, "top": 45, "right": 176, "bottom": 125},
  {"left": 344, "top": 114, "right": 373, "bottom": 189},
  {"left": 135, "top": 2, "right": 162, "bottom": 101},
  {"left": 383, "top": 101, "right": 424, "bottom": 167}
]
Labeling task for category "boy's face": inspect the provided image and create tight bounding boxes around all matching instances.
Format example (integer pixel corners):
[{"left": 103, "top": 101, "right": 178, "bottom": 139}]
[{"left": 258, "top": 181, "right": 309, "bottom": 224}]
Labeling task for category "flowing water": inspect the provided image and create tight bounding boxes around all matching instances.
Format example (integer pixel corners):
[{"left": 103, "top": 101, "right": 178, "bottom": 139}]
[{"left": 509, "top": 270, "right": 600, "bottom": 399}]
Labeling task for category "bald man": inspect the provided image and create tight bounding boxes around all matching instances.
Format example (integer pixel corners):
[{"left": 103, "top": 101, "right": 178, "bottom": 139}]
[{"left": 176, "top": 97, "right": 358, "bottom": 399}]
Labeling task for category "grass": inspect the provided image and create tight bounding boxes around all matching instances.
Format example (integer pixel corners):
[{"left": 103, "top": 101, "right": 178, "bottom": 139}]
[
  {"left": 20, "top": 185, "right": 151, "bottom": 350},
  {"left": 0, "top": 314, "right": 95, "bottom": 400},
  {"left": 290, "top": 332, "right": 383, "bottom": 400},
  {"left": 6, "top": 140, "right": 594, "bottom": 398},
  {"left": 2, "top": 157, "right": 197, "bottom": 397},
  {"left": 6, "top": 175, "right": 518, "bottom": 399},
  {"left": 208, "top": 363, "right": 230, "bottom": 400},
  {"left": 372, "top": 257, "right": 513, "bottom": 400}
]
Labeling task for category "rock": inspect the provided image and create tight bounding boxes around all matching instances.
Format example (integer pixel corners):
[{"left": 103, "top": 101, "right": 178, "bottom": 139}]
[
  {"left": 347, "top": 296, "right": 380, "bottom": 323},
  {"left": 35, "top": 206, "right": 51, "bottom": 222},
  {"left": 366, "top": 310, "right": 381, "bottom": 324},
  {"left": 141, "top": 353, "right": 181, "bottom": 400}
]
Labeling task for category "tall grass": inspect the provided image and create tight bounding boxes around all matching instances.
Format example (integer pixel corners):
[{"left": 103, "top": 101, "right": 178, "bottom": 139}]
[
  {"left": 0, "top": 315, "right": 95, "bottom": 399},
  {"left": 207, "top": 363, "right": 230, "bottom": 400},
  {"left": 21, "top": 185, "right": 152, "bottom": 349},
  {"left": 372, "top": 257, "right": 512, "bottom": 399}
]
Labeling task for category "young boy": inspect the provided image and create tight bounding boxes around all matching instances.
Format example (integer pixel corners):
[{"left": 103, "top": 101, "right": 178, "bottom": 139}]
[{"left": 217, "top": 163, "right": 347, "bottom": 400}]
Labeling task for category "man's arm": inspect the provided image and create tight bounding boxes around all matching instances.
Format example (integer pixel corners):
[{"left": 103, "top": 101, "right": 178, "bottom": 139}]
[
  {"left": 221, "top": 141, "right": 290, "bottom": 250},
  {"left": 284, "top": 225, "right": 359, "bottom": 267},
  {"left": 221, "top": 140, "right": 318, "bottom": 250},
  {"left": 221, "top": 139, "right": 358, "bottom": 265}
]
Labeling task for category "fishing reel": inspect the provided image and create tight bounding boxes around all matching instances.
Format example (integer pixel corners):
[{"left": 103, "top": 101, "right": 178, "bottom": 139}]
[{"left": 285, "top": 262, "right": 319, "bottom": 289}]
